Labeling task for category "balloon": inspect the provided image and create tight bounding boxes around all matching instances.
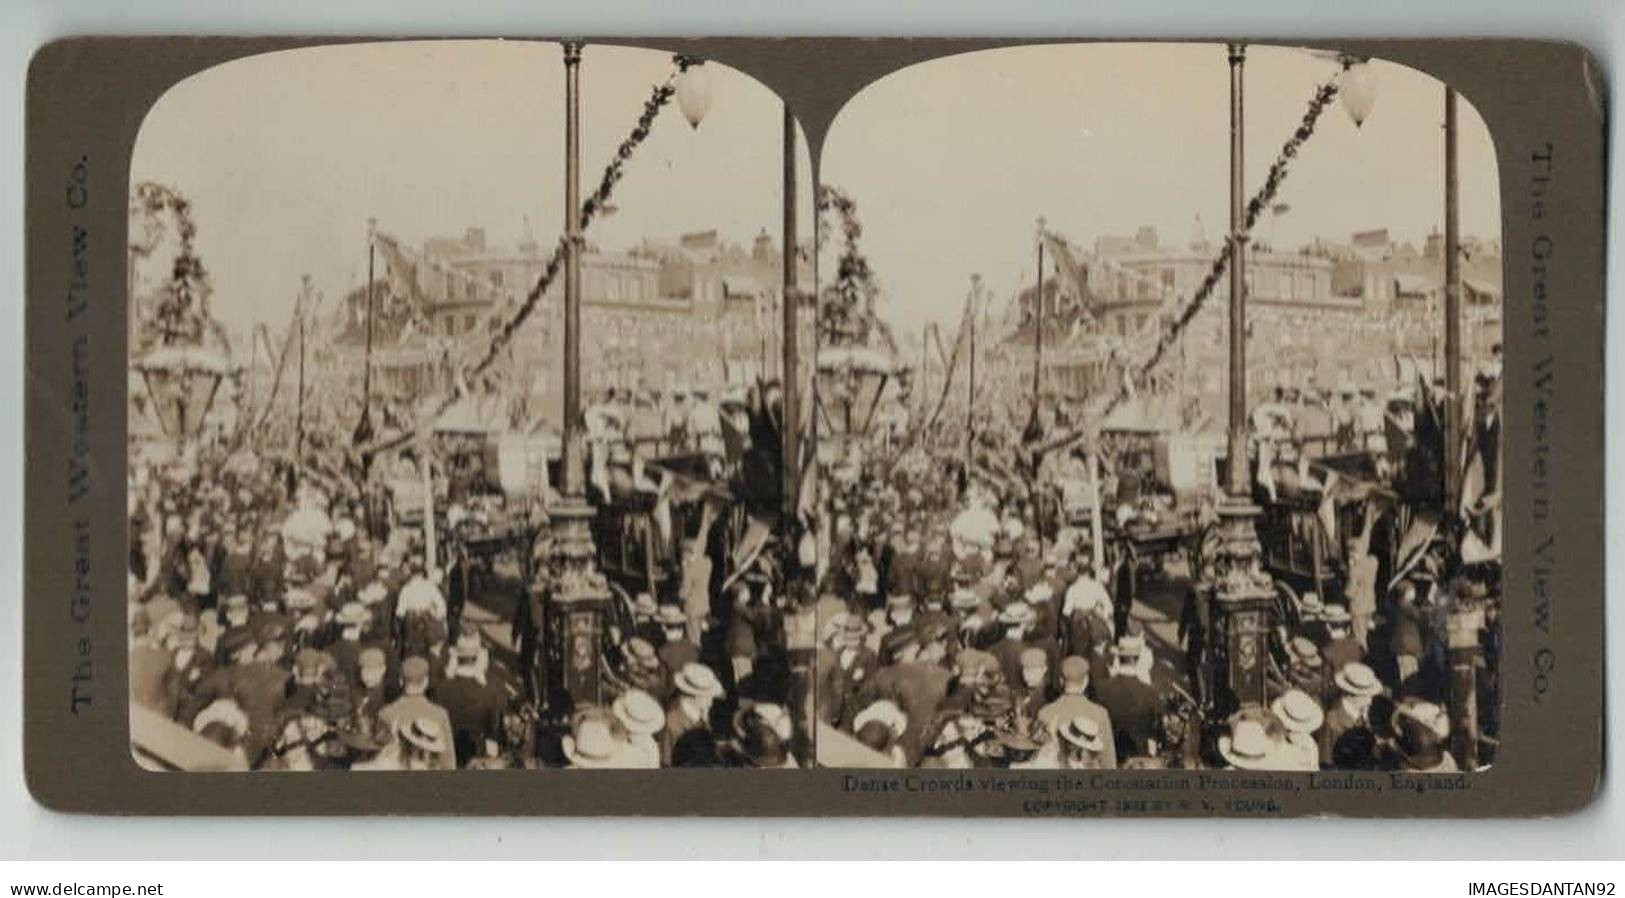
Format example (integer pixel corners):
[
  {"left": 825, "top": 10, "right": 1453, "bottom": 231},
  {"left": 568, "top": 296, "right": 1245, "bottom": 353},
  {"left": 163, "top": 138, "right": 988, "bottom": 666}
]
[
  {"left": 675, "top": 65, "right": 713, "bottom": 130},
  {"left": 1341, "top": 62, "right": 1378, "bottom": 128}
]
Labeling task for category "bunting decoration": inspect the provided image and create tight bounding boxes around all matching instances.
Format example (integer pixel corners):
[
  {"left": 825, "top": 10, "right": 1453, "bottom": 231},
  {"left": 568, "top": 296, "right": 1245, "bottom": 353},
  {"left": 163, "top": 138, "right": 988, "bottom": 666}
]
[
  {"left": 361, "top": 56, "right": 693, "bottom": 455},
  {"left": 1037, "top": 66, "right": 1349, "bottom": 458},
  {"left": 463, "top": 56, "right": 694, "bottom": 385}
]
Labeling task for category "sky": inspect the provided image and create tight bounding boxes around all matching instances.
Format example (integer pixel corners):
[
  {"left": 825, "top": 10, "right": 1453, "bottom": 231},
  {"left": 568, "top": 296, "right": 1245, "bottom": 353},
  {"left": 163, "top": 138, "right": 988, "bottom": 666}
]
[
  {"left": 131, "top": 39, "right": 814, "bottom": 339},
  {"left": 819, "top": 42, "right": 1502, "bottom": 332}
]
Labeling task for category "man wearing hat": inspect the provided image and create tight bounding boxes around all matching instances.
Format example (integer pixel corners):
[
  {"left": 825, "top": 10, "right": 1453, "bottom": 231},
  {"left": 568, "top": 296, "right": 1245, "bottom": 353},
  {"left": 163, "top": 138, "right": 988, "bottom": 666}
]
[
  {"left": 329, "top": 601, "right": 388, "bottom": 688},
  {"left": 662, "top": 662, "right": 725, "bottom": 767},
  {"left": 867, "top": 591, "right": 917, "bottom": 652},
  {"left": 1093, "top": 633, "right": 1161, "bottom": 763},
  {"left": 227, "top": 622, "right": 296, "bottom": 765},
  {"left": 612, "top": 688, "right": 665, "bottom": 769},
  {"left": 1323, "top": 661, "right": 1383, "bottom": 767},
  {"left": 1022, "top": 579, "right": 1061, "bottom": 644},
  {"left": 1013, "top": 647, "right": 1052, "bottom": 720},
  {"left": 161, "top": 611, "right": 215, "bottom": 725},
  {"left": 990, "top": 602, "right": 1060, "bottom": 693},
  {"left": 886, "top": 530, "right": 924, "bottom": 601},
  {"left": 564, "top": 707, "right": 633, "bottom": 769},
  {"left": 215, "top": 593, "right": 255, "bottom": 663},
  {"left": 1218, "top": 716, "right": 1283, "bottom": 771},
  {"left": 849, "top": 627, "right": 953, "bottom": 765},
  {"left": 1270, "top": 688, "right": 1326, "bottom": 771},
  {"left": 379, "top": 657, "right": 457, "bottom": 770},
  {"left": 1056, "top": 714, "right": 1112, "bottom": 770},
  {"left": 1320, "top": 604, "right": 1365, "bottom": 675},
  {"left": 1386, "top": 698, "right": 1458, "bottom": 773},
  {"left": 623, "top": 637, "right": 672, "bottom": 704},
  {"left": 1037, "top": 655, "right": 1117, "bottom": 770},
  {"left": 825, "top": 612, "right": 877, "bottom": 720},
  {"left": 434, "top": 637, "right": 508, "bottom": 767},
  {"left": 1063, "top": 561, "right": 1113, "bottom": 651},
  {"left": 654, "top": 603, "right": 700, "bottom": 675}
]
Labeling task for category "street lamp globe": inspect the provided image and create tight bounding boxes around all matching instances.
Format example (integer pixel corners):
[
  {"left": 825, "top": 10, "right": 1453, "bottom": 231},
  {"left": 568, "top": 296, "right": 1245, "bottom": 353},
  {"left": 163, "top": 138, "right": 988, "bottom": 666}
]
[
  {"left": 1340, "top": 60, "right": 1379, "bottom": 129},
  {"left": 816, "top": 345, "right": 899, "bottom": 440},
  {"left": 674, "top": 63, "right": 714, "bottom": 130},
  {"left": 134, "top": 343, "right": 233, "bottom": 444}
]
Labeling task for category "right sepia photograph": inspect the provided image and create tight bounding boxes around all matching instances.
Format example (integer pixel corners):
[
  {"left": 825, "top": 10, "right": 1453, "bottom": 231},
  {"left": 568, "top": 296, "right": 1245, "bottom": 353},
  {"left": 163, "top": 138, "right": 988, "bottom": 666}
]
[{"left": 811, "top": 42, "right": 1503, "bottom": 774}]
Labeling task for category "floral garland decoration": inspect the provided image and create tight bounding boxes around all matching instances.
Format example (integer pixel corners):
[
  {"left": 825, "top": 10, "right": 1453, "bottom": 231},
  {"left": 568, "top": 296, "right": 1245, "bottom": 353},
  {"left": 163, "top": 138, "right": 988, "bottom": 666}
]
[
  {"left": 1037, "top": 68, "right": 1348, "bottom": 457},
  {"left": 816, "top": 184, "right": 897, "bottom": 354},
  {"left": 463, "top": 56, "right": 695, "bottom": 385},
  {"left": 130, "top": 181, "right": 214, "bottom": 349},
  {"left": 367, "top": 54, "right": 699, "bottom": 444}
]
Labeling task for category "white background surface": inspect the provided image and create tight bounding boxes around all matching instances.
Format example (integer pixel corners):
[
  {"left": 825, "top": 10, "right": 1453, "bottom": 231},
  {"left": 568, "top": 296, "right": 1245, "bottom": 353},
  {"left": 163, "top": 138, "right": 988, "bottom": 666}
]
[{"left": 0, "top": 0, "right": 1619, "bottom": 860}]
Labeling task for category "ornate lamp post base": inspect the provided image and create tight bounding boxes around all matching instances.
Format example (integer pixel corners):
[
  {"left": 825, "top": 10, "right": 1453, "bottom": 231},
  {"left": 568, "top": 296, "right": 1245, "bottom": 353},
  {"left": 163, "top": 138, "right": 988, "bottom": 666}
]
[
  {"left": 539, "top": 496, "right": 614, "bottom": 716},
  {"left": 1207, "top": 496, "right": 1275, "bottom": 715}
]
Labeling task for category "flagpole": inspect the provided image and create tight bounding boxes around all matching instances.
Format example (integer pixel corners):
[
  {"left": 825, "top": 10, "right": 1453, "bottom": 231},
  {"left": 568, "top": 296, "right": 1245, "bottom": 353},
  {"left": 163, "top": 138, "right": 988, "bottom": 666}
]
[
  {"left": 360, "top": 218, "right": 376, "bottom": 441},
  {"left": 1032, "top": 219, "right": 1046, "bottom": 421}
]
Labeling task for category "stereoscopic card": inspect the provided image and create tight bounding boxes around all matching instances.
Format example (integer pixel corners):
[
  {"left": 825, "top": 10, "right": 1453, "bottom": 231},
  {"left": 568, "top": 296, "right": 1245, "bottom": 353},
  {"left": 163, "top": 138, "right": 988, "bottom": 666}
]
[{"left": 22, "top": 36, "right": 1605, "bottom": 816}]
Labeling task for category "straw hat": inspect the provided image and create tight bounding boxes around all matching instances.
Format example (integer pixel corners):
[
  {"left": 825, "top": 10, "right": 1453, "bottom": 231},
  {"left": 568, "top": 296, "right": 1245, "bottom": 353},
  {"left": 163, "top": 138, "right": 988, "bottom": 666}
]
[
  {"left": 1333, "top": 662, "right": 1383, "bottom": 697},
  {"left": 1289, "top": 636, "right": 1323, "bottom": 668},
  {"left": 398, "top": 716, "right": 447, "bottom": 755},
  {"left": 632, "top": 593, "right": 659, "bottom": 617},
  {"left": 562, "top": 714, "right": 626, "bottom": 769},
  {"left": 1270, "top": 689, "right": 1326, "bottom": 735},
  {"left": 1059, "top": 714, "right": 1106, "bottom": 752},
  {"left": 1218, "top": 718, "right": 1280, "bottom": 770},
  {"left": 612, "top": 689, "right": 665, "bottom": 736},
  {"left": 673, "top": 662, "right": 724, "bottom": 699}
]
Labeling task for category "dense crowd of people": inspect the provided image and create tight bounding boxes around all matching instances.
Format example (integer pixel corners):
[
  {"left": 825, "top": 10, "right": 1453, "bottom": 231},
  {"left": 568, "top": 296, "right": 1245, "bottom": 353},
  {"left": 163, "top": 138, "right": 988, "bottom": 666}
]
[
  {"left": 127, "top": 371, "right": 806, "bottom": 771},
  {"left": 814, "top": 357, "right": 1502, "bottom": 774}
]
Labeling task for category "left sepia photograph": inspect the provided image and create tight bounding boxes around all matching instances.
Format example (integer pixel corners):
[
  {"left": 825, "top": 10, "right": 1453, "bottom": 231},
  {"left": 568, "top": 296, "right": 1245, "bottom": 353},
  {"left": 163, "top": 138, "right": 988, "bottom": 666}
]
[{"left": 125, "top": 40, "right": 819, "bottom": 772}]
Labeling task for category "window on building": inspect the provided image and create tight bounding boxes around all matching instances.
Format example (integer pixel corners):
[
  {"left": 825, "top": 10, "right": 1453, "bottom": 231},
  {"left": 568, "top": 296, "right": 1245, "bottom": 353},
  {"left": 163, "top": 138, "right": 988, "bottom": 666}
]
[
  {"left": 464, "top": 313, "right": 477, "bottom": 332},
  {"left": 1160, "top": 268, "right": 1176, "bottom": 291},
  {"left": 489, "top": 270, "right": 504, "bottom": 287},
  {"left": 443, "top": 315, "right": 456, "bottom": 337},
  {"left": 1136, "top": 278, "right": 1151, "bottom": 300}
]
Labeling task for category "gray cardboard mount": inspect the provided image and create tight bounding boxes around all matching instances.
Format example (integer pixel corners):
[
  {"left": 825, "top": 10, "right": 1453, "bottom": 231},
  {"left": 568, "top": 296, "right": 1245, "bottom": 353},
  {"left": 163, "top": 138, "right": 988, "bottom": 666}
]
[{"left": 23, "top": 36, "right": 1606, "bottom": 816}]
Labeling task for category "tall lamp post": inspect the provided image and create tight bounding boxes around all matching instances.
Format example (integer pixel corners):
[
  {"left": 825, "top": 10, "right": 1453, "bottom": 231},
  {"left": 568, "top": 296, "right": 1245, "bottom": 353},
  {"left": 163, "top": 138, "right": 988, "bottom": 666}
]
[
  {"left": 1206, "top": 43, "right": 1277, "bottom": 715},
  {"left": 782, "top": 103, "right": 801, "bottom": 529},
  {"left": 539, "top": 40, "right": 616, "bottom": 715}
]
